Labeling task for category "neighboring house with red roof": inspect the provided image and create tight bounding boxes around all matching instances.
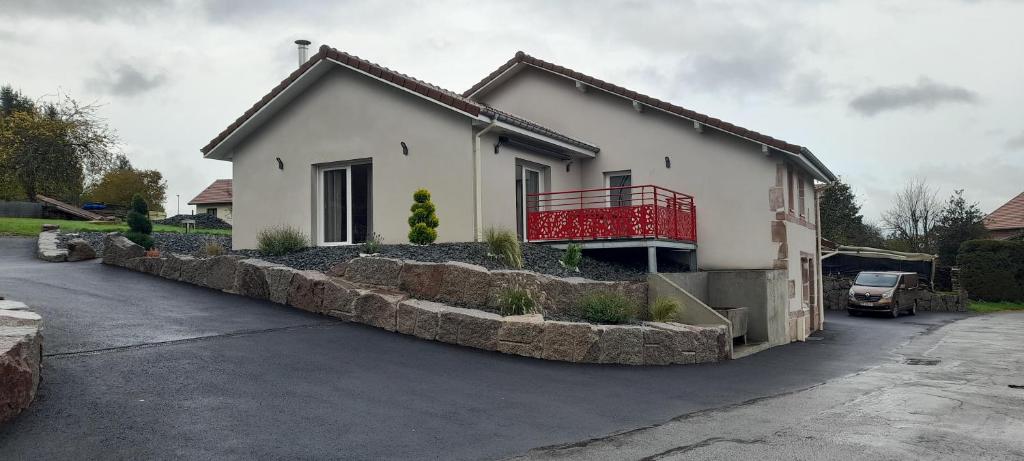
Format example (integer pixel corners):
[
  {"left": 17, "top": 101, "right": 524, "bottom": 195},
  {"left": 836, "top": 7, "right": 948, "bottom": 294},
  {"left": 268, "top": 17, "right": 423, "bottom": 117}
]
[
  {"left": 984, "top": 191, "right": 1024, "bottom": 240},
  {"left": 188, "top": 179, "right": 233, "bottom": 224},
  {"left": 201, "top": 44, "right": 837, "bottom": 342}
]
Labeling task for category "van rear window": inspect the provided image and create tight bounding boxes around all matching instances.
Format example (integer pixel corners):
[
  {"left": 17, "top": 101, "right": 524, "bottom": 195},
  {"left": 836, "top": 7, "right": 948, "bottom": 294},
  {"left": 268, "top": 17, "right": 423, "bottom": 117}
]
[{"left": 855, "top": 273, "right": 899, "bottom": 287}]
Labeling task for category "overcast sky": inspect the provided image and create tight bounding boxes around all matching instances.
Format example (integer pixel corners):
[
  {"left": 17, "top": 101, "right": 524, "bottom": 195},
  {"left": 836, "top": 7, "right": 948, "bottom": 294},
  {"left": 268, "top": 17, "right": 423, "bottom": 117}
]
[{"left": 1, "top": 0, "right": 1021, "bottom": 222}]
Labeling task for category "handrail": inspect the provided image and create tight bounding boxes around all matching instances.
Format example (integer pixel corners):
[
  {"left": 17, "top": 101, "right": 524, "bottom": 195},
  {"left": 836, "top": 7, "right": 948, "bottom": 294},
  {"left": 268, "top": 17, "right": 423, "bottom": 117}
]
[{"left": 525, "top": 185, "right": 697, "bottom": 243}]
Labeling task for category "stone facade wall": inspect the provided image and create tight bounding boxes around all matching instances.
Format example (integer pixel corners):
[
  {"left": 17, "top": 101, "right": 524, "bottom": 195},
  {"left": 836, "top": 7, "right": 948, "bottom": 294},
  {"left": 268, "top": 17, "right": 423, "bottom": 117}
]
[
  {"left": 101, "top": 234, "right": 728, "bottom": 366},
  {"left": 0, "top": 299, "right": 43, "bottom": 425},
  {"left": 824, "top": 275, "right": 967, "bottom": 313}
]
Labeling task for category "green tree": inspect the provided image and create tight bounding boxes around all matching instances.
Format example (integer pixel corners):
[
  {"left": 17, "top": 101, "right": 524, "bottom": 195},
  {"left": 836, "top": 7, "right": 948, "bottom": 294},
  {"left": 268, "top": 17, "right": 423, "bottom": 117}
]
[
  {"left": 934, "top": 190, "right": 987, "bottom": 265},
  {"left": 83, "top": 168, "right": 167, "bottom": 211},
  {"left": 0, "top": 84, "right": 118, "bottom": 204},
  {"left": 407, "top": 189, "right": 439, "bottom": 244},
  {"left": 819, "top": 178, "right": 885, "bottom": 247},
  {"left": 125, "top": 193, "right": 154, "bottom": 249}
]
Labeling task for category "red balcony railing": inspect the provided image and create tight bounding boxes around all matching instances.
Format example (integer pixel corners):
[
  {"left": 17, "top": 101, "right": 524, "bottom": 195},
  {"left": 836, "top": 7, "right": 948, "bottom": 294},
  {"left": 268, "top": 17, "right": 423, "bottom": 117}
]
[{"left": 526, "top": 185, "right": 697, "bottom": 243}]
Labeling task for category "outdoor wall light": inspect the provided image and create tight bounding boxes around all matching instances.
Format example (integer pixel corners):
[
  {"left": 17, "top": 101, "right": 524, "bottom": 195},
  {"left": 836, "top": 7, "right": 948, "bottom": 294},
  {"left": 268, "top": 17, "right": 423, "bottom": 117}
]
[
  {"left": 276, "top": 157, "right": 284, "bottom": 170},
  {"left": 401, "top": 141, "right": 409, "bottom": 156},
  {"left": 566, "top": 161, "right": 572, "bottom": 172},
  {"left": 665, "top": 156, "right": 671, "bottom": 169}
]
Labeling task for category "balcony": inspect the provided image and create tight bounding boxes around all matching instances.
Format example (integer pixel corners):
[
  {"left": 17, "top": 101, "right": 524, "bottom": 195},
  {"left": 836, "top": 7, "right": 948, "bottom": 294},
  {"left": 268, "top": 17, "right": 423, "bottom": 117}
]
[{"left": 526, "top": 185, "right": 697, "bottom": 244}]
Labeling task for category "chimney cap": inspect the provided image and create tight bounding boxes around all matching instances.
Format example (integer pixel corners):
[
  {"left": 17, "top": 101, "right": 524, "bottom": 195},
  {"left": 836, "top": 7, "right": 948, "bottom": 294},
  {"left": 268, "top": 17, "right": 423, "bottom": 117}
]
[{"left": 294, "top": 39, "right": 311, "bottom": 46}]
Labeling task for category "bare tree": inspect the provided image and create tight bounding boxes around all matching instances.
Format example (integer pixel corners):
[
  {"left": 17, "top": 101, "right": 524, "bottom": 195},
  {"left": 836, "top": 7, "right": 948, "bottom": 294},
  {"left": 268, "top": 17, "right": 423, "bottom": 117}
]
[{"left": 881, "top": 178, "right": 940, "bottom": 253}]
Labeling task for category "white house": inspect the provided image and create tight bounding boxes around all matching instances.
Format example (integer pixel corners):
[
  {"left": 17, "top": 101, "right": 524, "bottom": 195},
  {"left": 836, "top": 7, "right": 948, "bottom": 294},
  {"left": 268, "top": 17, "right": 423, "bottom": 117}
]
[
  {"left": 201, "top": 44, "right": 836, "bottom": 341},
  {"left": 188, "top": 179, "right": 233, "bottom": 224}
]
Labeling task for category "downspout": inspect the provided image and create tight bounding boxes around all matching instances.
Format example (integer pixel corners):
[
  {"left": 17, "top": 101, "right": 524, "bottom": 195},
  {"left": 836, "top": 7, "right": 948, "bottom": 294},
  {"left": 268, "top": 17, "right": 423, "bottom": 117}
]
[
  {"left": 473, "top": 121, "right": 498, "bottom": 241},
  {"left": 814, "top": 186, "right": 824, "bottom": 331}
]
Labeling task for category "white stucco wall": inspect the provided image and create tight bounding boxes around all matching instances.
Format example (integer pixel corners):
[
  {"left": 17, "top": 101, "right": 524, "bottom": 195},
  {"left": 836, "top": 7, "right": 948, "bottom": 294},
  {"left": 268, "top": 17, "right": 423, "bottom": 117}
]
[
  {"left": 195, "top": 204, "right": 232, "bottom": 224},
  {"left": 477, "top": 68, "right": 784, "bottom": 270},
  {"left": 229, "top": 66, "right": 476, "bottom": 249}
]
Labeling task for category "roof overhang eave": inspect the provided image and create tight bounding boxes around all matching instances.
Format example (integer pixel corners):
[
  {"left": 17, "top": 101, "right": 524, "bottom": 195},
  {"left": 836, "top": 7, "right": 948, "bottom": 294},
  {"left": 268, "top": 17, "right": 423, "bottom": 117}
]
[{"left": 475, "top": 116, "right": 598, "bottom": 159}]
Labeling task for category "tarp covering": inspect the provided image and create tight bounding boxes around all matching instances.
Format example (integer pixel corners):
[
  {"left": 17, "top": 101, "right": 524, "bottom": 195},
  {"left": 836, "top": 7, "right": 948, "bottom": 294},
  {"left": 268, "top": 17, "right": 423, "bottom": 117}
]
[{"left": 822, "top": 246, "right": 936, "bottom": 282}]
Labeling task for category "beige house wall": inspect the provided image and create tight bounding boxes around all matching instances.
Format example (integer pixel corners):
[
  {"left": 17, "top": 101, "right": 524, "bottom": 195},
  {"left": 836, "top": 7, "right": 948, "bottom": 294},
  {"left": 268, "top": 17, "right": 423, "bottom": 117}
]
[
  {"left": 194, "top": 203, "right": 233, "bottom": 224},
  {"left": 479, "top": 133, "right": 583, "bottom": 234},
  {"left": 478, "top": 68, "right": 783, "bottom": 270},
  {"left": 230, "top": 66, "right": 477, "bottom": 249}
]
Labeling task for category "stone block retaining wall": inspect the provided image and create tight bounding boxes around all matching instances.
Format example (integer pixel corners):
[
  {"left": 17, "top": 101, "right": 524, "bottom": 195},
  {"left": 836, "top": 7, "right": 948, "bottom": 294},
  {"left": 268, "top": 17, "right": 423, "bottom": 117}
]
[
  {"left": 36, "top": 228, "right": 97, "bottom": 263},
  {"left": 0, "top": 299, "right": 43, "bottom": 425},
  {"left": 102, "top": 234, "right": 728, "bottom": 366},
  {"left": 824, "top": 275, "right": 967, "bottom": 312}
]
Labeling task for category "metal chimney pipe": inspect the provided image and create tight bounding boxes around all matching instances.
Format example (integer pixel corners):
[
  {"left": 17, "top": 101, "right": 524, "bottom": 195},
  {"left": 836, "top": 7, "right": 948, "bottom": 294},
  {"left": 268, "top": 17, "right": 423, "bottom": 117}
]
[{"left": 295, "top": 39, "right": 311, "bottom": 66}]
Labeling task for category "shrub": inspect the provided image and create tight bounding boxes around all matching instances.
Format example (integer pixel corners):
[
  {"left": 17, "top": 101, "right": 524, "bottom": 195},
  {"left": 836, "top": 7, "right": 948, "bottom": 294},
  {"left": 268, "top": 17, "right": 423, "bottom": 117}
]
[
  {"left": 201, "top": 240, "right": 226, "bottom": 256},
  {"left": 257, "top": 225, "right": 309, "bottom": 256},
  {"left": 362, "top": 232, "right": 383, "bottom": 254},
  {"left": 650, "top": 297, "right": 680, "bottom": 322},
  {"left": 408, "top": 188, "right": 439, "bottom": 245},
  {"left": 578, "top": 292, "right": 636, "bottom": 324},
  {"left": 561, "top": 242, "right": 582, "bottom": 271},
  {"left": 125, "top": 193, "right": 154, "bottom": 249},
  {"left": 497, "top": 286, "right": 536, "bottom": 316},
  {"left": 484, "top": 227, "right": 523, "bottom": 269},
  {"left": 957, "top": 239, "right": 1024, "bottom": 302}
]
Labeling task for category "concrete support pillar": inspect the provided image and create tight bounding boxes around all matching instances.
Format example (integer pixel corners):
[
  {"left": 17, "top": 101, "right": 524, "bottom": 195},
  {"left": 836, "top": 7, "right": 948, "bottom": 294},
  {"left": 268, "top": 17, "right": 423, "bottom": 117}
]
[
  {"left": 688, "top": 250, "right": 698, "bottom": 272},
  {"left": 647, "top": 246, "right": 658, "bottom": 273}
]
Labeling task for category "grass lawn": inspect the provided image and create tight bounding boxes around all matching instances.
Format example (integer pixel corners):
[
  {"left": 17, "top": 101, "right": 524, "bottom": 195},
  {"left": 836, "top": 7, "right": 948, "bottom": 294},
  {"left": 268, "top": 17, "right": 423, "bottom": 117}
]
[
  {"left": 969, "top": 300, "right": 1024, "bottom": 313},
  {"left": 0, "top": 217, "right": 230, "bottom": 237}
]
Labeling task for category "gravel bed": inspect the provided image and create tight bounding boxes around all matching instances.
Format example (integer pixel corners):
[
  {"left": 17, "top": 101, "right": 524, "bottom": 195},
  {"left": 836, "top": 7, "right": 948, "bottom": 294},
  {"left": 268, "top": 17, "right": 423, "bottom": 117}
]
[
  {"left": 59, "top": 231, "right": 231, "bottom": 256},
  {"left": 239, "top": 242, "right": 648, "bottom": 281},
  {"left": 61, "top": 231, "right": 648, "bottom": 281}
]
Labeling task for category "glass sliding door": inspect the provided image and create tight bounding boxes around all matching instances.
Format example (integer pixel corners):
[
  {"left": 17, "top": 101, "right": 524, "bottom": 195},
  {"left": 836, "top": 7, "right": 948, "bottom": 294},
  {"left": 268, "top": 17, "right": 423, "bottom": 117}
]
[{"left": 321, "top": 167, "right": 349, "bottom": 244}]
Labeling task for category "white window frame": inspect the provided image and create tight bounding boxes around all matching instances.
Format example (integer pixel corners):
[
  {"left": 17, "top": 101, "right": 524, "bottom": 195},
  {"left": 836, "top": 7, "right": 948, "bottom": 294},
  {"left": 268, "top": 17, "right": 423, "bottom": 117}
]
[
  {"left": 520, "top": 165, "right": 544, "bottom": 243},
  {"left": 317, "top": 165, "right": 354, "bottom": 246}
]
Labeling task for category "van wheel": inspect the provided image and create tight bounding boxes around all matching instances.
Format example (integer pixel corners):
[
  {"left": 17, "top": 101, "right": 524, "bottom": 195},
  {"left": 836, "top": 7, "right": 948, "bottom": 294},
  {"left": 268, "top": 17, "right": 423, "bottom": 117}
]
[
  {"left": 890, "top": 303, "right": 900, "bottom": 318},
  {"left": 847, "top": 309, "right": 858, "bottom": 316}
]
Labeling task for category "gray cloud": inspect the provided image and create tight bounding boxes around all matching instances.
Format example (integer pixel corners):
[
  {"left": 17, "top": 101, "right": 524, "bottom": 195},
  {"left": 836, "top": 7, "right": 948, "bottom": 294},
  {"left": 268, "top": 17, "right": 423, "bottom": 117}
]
[
  {"left": 1005, "top": 130, "right": 1024, "bottom": 150},
  {"left": 87, "top": 64, "right": 167, "bottom": 97},
  {"left": 850, "top": 77, "right": 979, "bottom": 116},
  {"left": 0, "top": 0, "right": 171, "bottom": 21}
]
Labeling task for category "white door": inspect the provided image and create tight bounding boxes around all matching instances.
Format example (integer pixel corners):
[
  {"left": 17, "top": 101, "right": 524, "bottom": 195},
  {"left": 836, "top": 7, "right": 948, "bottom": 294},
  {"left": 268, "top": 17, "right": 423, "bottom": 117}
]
[{"left": 318, "top": 166, "right": 352, "bottom": 245}]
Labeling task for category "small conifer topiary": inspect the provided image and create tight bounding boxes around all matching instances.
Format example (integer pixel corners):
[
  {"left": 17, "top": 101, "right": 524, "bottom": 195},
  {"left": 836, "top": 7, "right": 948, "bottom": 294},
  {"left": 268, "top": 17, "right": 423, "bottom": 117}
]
[
  {"left": 408, "top": 188, "right": 439, "bottom": 245},
  {"left": 125, "top": 193, "right": 154, "bottom": 249}
]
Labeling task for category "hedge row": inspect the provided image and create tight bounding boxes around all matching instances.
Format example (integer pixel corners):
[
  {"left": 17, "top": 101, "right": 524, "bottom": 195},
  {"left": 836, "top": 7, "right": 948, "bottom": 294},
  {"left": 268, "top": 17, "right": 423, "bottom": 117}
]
[{"left": 957, "top": 240, "right": 1024, "bottom": 302}]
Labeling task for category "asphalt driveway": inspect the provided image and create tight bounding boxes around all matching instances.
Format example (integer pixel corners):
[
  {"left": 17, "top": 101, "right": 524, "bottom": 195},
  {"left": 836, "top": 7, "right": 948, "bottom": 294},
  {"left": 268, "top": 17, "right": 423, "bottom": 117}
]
[{"left": 0, "top": 237, "right": 970, "bottom": 460}]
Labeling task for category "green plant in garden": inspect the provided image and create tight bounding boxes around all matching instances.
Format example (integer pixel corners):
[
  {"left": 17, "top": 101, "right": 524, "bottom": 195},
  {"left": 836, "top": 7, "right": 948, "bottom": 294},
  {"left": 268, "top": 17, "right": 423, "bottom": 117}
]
[
  {"left": 257, "top": 225, "right": 308, "bottom": 256},
  {"left": 578, "top": 292, "right": 636, "bottom": 324},
  {"left": 561, "top": 242, "right": 582, "bottom": 271},
  {"left": 201, "top": 240, "right": 226, "bottom": 256},
  {"left": 650, "top": 297, "right": 680, "bottom": 322},
  {"left": 363, "top": 232, "right": 383, "bottom": 254},
  {"left": 125, "top": 193, "right": 154, "bottom": 249},
  {"left": 498, "top": 286, "right": 536, "bottom": 316},
  {"left": 408, "top": 189, "right": 439, "bottom": 245},
  {"left": 957, "top": 239, "right": 1024, "bottom": 302},
  {"left": 484, "top": 227, "right": 523, "bottom": 269}
]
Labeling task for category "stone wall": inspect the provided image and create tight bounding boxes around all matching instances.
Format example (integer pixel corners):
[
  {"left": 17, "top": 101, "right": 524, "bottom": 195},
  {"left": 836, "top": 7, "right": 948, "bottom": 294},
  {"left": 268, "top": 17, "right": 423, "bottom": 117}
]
[
  {"left": 101, "top": 234, "right": 728, "bottom": 366},
  {"left": 824, "top": 275, "right": 967, "bottom": 313},
  {"left": 36, "top": 228, "right": 97, "bottom": 263},
  {"left": 0, "top": 299, "right": 43, "bottom": 425}
]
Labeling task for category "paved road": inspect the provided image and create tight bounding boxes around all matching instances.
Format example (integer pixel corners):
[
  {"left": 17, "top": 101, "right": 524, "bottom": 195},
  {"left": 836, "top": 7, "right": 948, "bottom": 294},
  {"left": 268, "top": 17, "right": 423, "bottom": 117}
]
[
  {"left": 514, "top": 312, "right": 1024, "bottom": 460},
  {"left": 0, "top": 237, "right": 970, "bottom": 460}
]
